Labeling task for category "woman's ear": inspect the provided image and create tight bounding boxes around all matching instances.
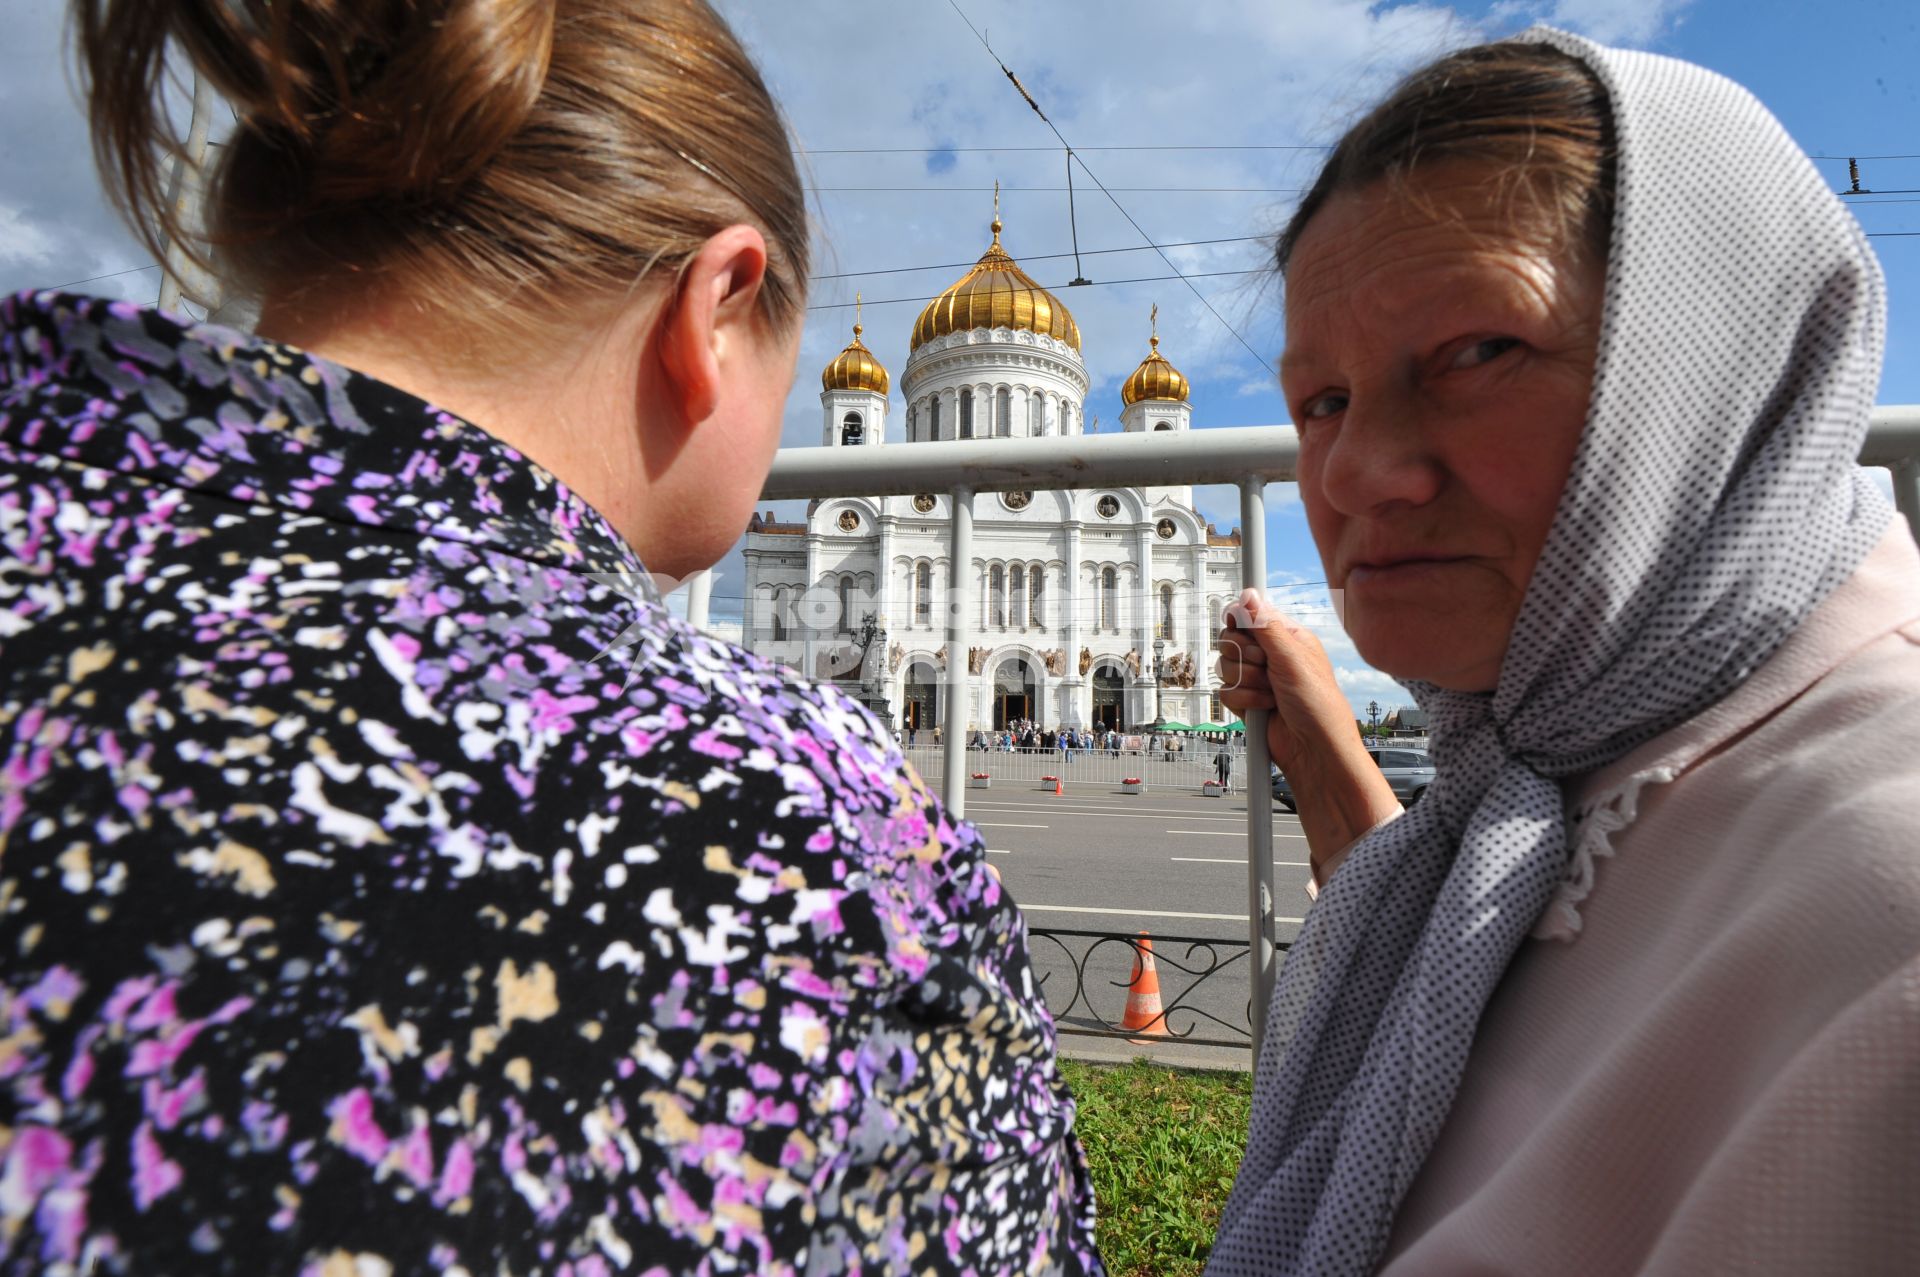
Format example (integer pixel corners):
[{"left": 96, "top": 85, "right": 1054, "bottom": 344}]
[{"left": 652, "top": 225, "right": 772, "bottom": 428}]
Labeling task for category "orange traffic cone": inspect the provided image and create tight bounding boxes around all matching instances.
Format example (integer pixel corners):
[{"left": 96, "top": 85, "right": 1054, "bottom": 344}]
[
  {"left": 1120, "top": 933, "right": 1167, "bottom": 1041},
  {"left": 1054, "top": 775, "right": 1064, "bottom": 796}
]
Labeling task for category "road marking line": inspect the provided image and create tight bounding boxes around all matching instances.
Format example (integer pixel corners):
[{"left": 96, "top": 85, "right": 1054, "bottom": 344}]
[
  {"left": 1019, "top": 903, "right": 1305, "bottom": 924},
  {"left": 963, "top": 804, "right": 1300, "bottom": 825},
  {"left": 976, "top": 822, "right": 1048, "bottom": 828},
  {"left": 985, "top": 849, "right": 1011, "bottom": 855},
  {"left": 1171, "top": 857, "right": 1312, "bottom": 867},
  {"left": 1165, "top": 829, "right": 1308, "bottom": 840}
]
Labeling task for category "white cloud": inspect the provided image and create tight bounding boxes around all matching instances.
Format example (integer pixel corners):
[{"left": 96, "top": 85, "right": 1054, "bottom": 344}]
[
  {"left": 0, "top": 204, "right": 58, "bottom": 271},
  {"left": 1537, "top": 0, "right": 1693, "bottom": 45}
]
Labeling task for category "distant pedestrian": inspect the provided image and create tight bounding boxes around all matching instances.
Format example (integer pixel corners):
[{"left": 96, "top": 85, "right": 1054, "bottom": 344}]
[{"left": 1215, "top": 748, "right": 1232, "bottom": 791}]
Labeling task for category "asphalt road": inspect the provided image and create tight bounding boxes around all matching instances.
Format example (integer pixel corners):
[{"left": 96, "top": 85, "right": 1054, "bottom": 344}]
[{"left": 925, "top": 781, "right": 1316, "bottom": 1067}]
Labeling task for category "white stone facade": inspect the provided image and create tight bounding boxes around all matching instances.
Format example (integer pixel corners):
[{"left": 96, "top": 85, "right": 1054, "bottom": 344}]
[{"left": 742, "top": 232, "right": 1243, "bottom": 735}]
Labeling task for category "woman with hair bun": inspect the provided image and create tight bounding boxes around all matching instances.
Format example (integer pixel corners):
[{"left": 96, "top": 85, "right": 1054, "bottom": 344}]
[
  {"left": 1214, "top": 28, "right": 1919, "bottom": 1277},
  {"left": 0, "top": 2, "right": 1100, "bottom": 1273}
]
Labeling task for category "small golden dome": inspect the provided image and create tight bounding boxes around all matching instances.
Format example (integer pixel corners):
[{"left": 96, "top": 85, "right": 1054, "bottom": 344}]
[
  {"left": 821, "top": 318, "right": 890, "bottom": 395},
  {"left": 1121, "top": 333, "right": 1190, "bottom": 406},
  {"left": 910, "top": 215, "right": 1081, "bottom": 352}
]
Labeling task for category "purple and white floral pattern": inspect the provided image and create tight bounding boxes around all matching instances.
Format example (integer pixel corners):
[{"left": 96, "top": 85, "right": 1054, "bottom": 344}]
[{"left": 0, "top": 292, "right": 1100, "bottom": 1276}]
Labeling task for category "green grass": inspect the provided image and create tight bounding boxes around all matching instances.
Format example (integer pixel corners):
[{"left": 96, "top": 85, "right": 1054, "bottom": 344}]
[{"left": 1059, "top": 1058, "right": 1254, "bottom": 1277}]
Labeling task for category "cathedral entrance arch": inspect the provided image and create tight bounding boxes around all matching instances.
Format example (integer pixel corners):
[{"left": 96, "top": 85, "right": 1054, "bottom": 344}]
[
  {"left": 902, "top": 661, "right": 938, "bottom": 732},
  {"left": 1090, "top": 663, "right": 1126, "bottom": 731},
  {"left": 993, "top": 657, "right": 1036, "bottom": 729}
]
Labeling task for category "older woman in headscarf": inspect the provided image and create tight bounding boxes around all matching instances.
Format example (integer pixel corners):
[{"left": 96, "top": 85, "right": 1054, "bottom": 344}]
[{"left": 1211, "top": 28, "right": 1919, "bottom": 1277}]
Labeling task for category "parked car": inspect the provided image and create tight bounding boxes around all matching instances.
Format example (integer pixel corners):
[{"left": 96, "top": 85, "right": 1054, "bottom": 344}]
[{"left": 1271, "top": 746, "right": 1436, "bottom": 812}]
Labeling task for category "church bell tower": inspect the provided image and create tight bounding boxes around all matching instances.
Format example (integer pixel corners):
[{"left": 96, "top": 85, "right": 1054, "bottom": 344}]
[{"left": 819, "top": 294, "right": 889, "bottom": 448}]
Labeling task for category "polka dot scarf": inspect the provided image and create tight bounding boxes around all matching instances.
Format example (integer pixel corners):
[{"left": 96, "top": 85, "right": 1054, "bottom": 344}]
[{"left": 1207, "top": 28, "right": 1891, "bottom": 1277}]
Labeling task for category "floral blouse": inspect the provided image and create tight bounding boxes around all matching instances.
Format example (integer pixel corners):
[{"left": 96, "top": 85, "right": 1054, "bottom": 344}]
[{"left": 0, "top": 292, "right": 1101, "bottom": 1276}]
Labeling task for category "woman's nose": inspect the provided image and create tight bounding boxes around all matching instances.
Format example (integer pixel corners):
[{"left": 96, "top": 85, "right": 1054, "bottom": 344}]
[{"left": 1312, "top": 398, "right": 1444, "bottom": 517}]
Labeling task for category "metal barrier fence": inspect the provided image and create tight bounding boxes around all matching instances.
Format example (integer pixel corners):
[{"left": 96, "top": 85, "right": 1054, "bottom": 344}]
[
  {"left": 722, "top": 406, "right": 1920, "bottom": 1065},
  {"left": 1026, "top": 928, "right": 1281, "bottom": 1049},
  {"left": 901, "top": 742, "right": 1250, "bottom": 794}
]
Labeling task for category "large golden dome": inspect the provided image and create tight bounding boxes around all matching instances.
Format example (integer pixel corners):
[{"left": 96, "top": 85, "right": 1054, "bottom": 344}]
[
  {"left": 821, "top": 319, "right": 890, "bottom": 395},
  {"left": 1121, "top": 333, "right": 1189, "bottom": 406},
  {"left": 910, "top": 217, "right": 1081, "bottom": 352}
]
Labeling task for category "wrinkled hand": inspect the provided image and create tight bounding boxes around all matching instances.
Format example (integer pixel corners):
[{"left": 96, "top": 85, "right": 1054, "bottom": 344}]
[
  {"left": 1215, "top": 588, "right": 1356, "bottom": 776},
  {"left": 1216, "top": 588, "right": 1401, "bottom": 871}
]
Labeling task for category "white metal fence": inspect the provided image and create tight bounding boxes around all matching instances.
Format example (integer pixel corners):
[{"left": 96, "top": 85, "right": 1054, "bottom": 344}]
[{"left": 714, "top": 406, "right": 1920, "bottom": 1061}]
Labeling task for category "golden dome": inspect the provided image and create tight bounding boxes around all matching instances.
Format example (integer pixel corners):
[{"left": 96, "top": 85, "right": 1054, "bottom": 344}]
[
  {"left": 821, "top": 317, "right": 890, "bottom": 395},
  {"left": 910, "top": 216, "right": 1081, "bottom": 352},
  {"left": 1121, "top": 333, "right": 1190, "bottom": 406}
]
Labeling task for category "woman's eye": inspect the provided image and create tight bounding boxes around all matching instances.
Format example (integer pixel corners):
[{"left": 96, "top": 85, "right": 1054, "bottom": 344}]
[
  {"left": 1448, "top": 336, "right": 1521, "bottom": 370},
  {"left": 1300, "top": 391, "right": 1348, "bottom": 420}
]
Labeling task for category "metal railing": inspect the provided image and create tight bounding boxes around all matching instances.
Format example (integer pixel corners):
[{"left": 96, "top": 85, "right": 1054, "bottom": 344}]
[
  {"left": 1026, "top": 928, "right": 1280, "bottom": 1049},
  {"left": 901, "top": 742, "right": 1245, "bottom": 793},
  {"left": 734, "top": 406, "right": 1920, "bottom": 1063}
]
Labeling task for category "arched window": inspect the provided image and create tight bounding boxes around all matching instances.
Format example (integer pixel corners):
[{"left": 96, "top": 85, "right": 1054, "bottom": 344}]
[
  {"left": 960, "top": 388, "right": 974, "bottom": 439},
  {"left": 930, "top": 396, "right": 941, "bottom": 439},
  {"left": 1153, "top": 420, "right": 1172, "bottom": 432},
  {"left": 1062, "top": 403, "right": 1074, "bottom": 435},
  {"left": 906, "top": 404, "right": 917, "bottom": 443},
  {"left": 1158, "top": 583, "right": 1175, "bottom": 641},
  {"left": 839, "top": 575, "right": 855, "bottom": 635},
  {"left": 1100, "top": 567, "right": 1117, "bottom": 630},
  {"left": 1010, "top": 563, "right": 1025, "bottom": 628},
  {"left": 990, "top": 563, "right": 1006, "bottom": 628},
  {"left": 1028, "top": 391, "right": 1041, "bottom": 436},
  {"left": 1028, "top": 563, "right": 1044, "bottom": 628},
  {"left": 841, "top": 412, "right": 864, "bottom": 447},
  {"left": 915, "top": 562, "right": 932, "bottom": 626},
  {"left": 770, "top": 588, "right": 787, "bottom": 643},
  {"left": 996, "top": 387, "right": 1012, "bottom": 437}
]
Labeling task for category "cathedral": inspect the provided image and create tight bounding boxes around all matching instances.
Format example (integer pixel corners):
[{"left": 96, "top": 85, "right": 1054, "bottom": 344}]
[{"left": 741, "top": 211, "right": 1244, "bottom": 734}]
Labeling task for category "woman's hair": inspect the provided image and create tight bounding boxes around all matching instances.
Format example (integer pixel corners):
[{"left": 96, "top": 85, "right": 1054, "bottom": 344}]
[
  {"left": 1277, "top": 41, "right": 1616, "bottom": 272},
  {"left": 73, "top": 0, "right": 809, "bottom": 342}
]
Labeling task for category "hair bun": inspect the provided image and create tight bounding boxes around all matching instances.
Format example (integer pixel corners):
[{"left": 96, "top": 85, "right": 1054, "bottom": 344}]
[
  {"left": 312, "top": 0, "right": 556, "bottom": 204},
  {"left": 194, "top": 0, "right": 556, "bottom": 208}
]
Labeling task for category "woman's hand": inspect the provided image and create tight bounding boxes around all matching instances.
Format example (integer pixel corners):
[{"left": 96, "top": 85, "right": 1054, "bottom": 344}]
[{"left": 1216, "top": 588, "right": 1402, "bottom": 880}]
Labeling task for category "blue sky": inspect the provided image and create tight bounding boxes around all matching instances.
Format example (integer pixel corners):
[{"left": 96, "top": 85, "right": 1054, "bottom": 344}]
[
  {"left": 718, "top": 0, "right": 1920, "bottom": 711},
  {"left": 1, "top": 0, "right": 1912, "bottom": 712}
]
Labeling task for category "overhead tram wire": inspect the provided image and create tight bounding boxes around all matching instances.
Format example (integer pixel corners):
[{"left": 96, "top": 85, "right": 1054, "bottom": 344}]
[
  {"left": 813, "top": 234, "right": 1273, "bottom": 281},
  {"left": 805, "top": 268, "right": 1268, "bottom": 312},
  {"left": 942, "top": 0, "right": 1269, "bottom": 368},
  {"left": 807, "top": 185, "right": 1306, "bottom": 193},
  {"left": 35, "top": 264, "right": 164, "bottom": 292},
  {"left": 803, "top": 145, "right": 1335, "bottom": 155}
]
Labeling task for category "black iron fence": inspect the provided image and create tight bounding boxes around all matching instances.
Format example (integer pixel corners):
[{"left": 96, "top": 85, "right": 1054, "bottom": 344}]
[{"left": 1027, "top": 926, "right": 1289, "bottom": 1050}]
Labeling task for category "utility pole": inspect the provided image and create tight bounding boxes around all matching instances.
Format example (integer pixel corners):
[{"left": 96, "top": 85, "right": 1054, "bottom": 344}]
[{"left": 158, "top": 74, "right": 219, "bottom": 313}]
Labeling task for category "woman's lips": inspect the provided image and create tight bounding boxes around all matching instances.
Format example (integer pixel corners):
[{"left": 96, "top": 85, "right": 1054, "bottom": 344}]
[{"left": 1345, "top": 556, "right": 1469, "bottom": 586}]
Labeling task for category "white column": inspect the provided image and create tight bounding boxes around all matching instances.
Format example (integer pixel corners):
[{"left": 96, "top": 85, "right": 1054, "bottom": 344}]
[
  {"left": 1190, "top": 545, "right": 1211, "bottom": 700},
  {"left": 685, "top": 571, "right": 713, "bottom": 631},
  {"left": 1064, "top": 523, "right": 1083, "bottom": 719},
  {"left": 877, "top": 514, "right": 897, "bottom": 631},
  {"left": 1135, "top": 530, "right": 1155, "bottom": 668}
]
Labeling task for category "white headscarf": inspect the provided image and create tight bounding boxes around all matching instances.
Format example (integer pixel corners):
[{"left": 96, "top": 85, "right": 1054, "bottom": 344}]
[{"left": 1207, "top": 27, "right": 1890, "bottom": 1277}]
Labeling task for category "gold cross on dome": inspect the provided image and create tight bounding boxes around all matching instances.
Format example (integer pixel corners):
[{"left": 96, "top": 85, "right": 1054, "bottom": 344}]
[{"left": 854, "top": 291, "right": 863, "bottom": 336}]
